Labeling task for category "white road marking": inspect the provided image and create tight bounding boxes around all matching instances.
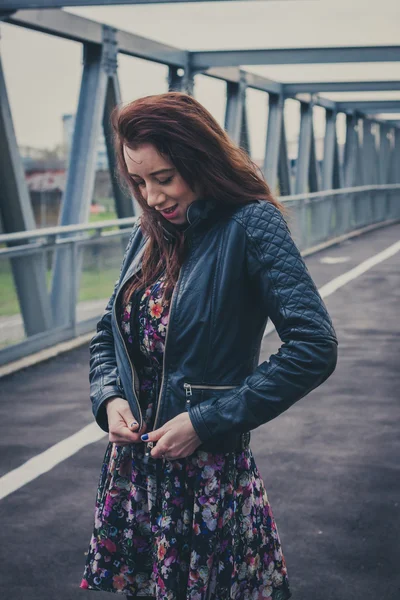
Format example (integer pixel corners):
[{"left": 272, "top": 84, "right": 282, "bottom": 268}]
[
  {"left": 0, "top": 422, "right": 107, "bottom": 501},
  {"left": 318, "top": 240, "right": 400, "bottom": 300},
  {"left": 1, "top": 239, "right": 400, "bottom": 500},
  {"left": 319, "top": 256, "right": 350, "bottom": 264}
]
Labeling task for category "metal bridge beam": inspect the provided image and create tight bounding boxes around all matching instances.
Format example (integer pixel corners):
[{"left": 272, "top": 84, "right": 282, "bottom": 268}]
[
  {"left": 263, "top": 94, "right": 282, "bottom": 194},
  {"left": 168, "top": 58, "right": 194, "bottom": 95},
  {"left": 263, "top": 94, "right": 292, "bottom": 196},
  {"left": 362, "top": 121, "right": 379, "bottom": 185},
  {"left": 295, "top": 102, "right": 320, "bottom": 194},
  {"left": 277, "top": 116, "right": 292, "bottom": 196},
  {"left": 390, "top": 129, "right": 400, "bottom": 183},
  {"left": 7, "top": 9, "right": 187, "bottom": 67},
  {"left": 379, "top": 125, "right": 392, "bottom": 185},
  {"left": 344, "top": 114, "right": 362, "bottom": 188},
  {"left": 322, "top": 109, "right": 342, "bottom": 190},
  {"left": 284, "top": 81, "right": 400, "bottom": 94},
  {"left": 168, "top": 66, "right": 184, "bottom": 92},
  {"left": 6, "top": 10, "right": 400, "bottom": 133},
  {"left": 191, "top": 46, "right": 400, "bottom": 70},
  {"left": 1, "top": 0, "right": 291, "bottom": 7},
  {"left": 103, "top": 73, "right": 139, "bottom": 219},
  {"left": 51, "top": 26, "right": 119, "bottom": 326},
  {"left": 224, "top": 77, "right": 250, "bottom": 152},
  {"left": 240, "top": 101, "right": 251, "bottom": 155},
  {"left": 198, "top": 67, "right": 282, "bottom": 95},
  {"left": 0, "top": 52, "right": 52, "bottom": 336},
  {"left": 337, "top": 101, "right": 400, "bottom": 113}
]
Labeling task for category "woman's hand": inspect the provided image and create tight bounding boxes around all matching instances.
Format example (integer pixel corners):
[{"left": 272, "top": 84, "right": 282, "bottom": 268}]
[
  {"left": 105, "top": 397, "right": 146, "bottom": 444},
  {"left": 143, "top": 413, "right": 202, "bottom": 460}
]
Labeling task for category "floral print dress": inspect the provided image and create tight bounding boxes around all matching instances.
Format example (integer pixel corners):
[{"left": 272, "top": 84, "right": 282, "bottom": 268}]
[{"left": 81, "top": 270, "right": 292, "bottom": 600}]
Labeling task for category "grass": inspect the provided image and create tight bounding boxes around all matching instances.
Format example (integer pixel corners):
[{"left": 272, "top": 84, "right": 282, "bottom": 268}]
[
  {"left": 0, "top": 211, "right": 121, "bottom": 318},
  {"left": 0, "top": 272, "right": 21, "bottom": 317},
  {"left": 88, "top": 210, "right": 117, "bottom": 223},
  {"left": 77, "top": 268, "right": 118, "bottom": 304},
  {"left": 0, "top": 267, "right": 119, "bottom": 318}
]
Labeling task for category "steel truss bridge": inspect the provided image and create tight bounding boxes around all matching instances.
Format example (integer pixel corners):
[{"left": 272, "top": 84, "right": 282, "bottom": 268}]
[{"left": 0, "top": 0, "right": 399, "bottom": 366}]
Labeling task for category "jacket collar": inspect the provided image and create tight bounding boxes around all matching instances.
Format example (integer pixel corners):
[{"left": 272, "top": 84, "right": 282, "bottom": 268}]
[{"left": 160, "top": 196, "right": 218, "bottom": 243}]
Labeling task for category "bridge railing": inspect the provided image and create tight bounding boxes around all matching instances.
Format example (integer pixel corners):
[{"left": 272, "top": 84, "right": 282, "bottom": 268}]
[
  {"left": 284, "top": 184, "right": 400, "bottom": 252},
  {"left": 1, "top": 184, "right": 399, "bottom": 366}
]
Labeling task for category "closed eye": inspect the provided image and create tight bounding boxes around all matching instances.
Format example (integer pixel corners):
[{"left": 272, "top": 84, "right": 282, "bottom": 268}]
[
  {"left": 131, "top": 176, "right": 174, "bottom": 186},
  {"left": 158, "top": 176, "right": 174, "bottom": 185}
]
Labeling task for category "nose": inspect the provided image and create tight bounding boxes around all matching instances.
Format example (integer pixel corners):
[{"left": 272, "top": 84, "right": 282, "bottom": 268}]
[{"left": 145, "top": 185, "right": 166, "bottom": 210}]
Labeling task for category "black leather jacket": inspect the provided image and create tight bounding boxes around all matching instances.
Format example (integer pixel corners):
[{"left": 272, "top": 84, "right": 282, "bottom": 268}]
[{"left": 89, "top": 197, "right": 338, "bottom": 453}]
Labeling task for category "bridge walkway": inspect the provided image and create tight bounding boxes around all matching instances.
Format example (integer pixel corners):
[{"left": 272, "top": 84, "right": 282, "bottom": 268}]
[{"left": 0, "top": 222, "right": 399, "bottom": 600}]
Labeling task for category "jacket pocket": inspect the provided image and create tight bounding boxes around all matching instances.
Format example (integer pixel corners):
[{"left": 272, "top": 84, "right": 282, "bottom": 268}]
[
  {"left": 183, "top": 382, "right": 251, "bottom": 453},
  {"left": 183, "top": 382, "right": 238, "bottom": 408}
]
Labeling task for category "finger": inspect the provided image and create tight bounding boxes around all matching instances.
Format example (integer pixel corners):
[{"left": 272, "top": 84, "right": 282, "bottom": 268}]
[
  {"left": 109, "top": 425, "right": 143, "bottom": 444},
  {"left": 151, "top": 443, "right": 171, "bottom": 460},
  {"left": 141, "top": 425, "right": 165, "bottom": 444},
  {"left": 109, "top": 432, "right": 142, "bottom": 444},
  {"left": 124, "top": 420, "right": 147, "bottom": 434},
  {"left": 118, "top": 405, "right": 139, "bottom": 430}
]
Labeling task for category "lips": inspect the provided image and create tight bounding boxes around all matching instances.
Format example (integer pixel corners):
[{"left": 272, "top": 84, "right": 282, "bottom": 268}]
[{"left": 161, "top": 204, "right": 178, "bottom": 215}]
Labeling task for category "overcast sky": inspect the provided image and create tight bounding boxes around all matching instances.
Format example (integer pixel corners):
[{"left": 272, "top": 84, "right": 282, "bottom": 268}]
[{"left": 1, "top": 0, "right": 400, "bottom": 159}]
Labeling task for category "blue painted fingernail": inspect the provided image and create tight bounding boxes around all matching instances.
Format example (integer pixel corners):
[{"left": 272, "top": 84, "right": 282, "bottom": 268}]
[{"left": 141, "top": 433, "right": 149, "bottom": 441}]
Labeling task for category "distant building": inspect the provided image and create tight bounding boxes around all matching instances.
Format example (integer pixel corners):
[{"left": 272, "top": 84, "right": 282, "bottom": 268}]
[
  {"left": 20, "top": 145, "right": 65, "bottom": 173},
  {"left": 26, "top": 171, "right": 65, "bottom": 228},
  {"left": 62, "top": 114, "right": 109, "bottom": 171},
  {"left": 18, "top": 117, "right": 111, "bottom": 227}
]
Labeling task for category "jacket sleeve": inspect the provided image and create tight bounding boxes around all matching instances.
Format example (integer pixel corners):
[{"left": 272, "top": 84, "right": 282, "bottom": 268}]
[
  {"left": 188, "top": 201, "right": 338, "bottom": 442},
  {"left": 89, "top": 221, "right": 140, "bottom": 432}
]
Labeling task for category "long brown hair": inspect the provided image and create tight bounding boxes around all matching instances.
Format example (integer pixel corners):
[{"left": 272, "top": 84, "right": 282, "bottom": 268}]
[{"left": 112, "top": 92, "right": 285, "bottom": 304}]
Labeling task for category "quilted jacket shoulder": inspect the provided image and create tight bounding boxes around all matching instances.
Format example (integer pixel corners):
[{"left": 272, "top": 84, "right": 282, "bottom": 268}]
[{"left": 230, "top": 200, "right": 337, "bottom": 341}]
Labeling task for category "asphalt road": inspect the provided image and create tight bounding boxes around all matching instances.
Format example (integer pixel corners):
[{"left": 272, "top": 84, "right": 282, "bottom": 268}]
[{"left": 0, "top": 222, "right": 399, "bottom": 600}]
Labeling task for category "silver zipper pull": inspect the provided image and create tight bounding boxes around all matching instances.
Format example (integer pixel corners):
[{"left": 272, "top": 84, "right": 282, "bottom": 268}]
[
  {"left": 183, "top": 383, "right": 192, "bottom": 404},
  {"left": 145, "top": 441, "right": 154, "bottom": 457}
]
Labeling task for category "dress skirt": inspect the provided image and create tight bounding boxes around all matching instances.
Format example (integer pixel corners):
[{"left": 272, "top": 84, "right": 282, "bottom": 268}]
[{"left": 81, "top": 271, "right": 292, "bottom": 600}]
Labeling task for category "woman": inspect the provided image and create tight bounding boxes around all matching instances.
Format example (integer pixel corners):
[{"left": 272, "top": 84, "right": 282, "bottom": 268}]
[{"left": 81, "top": 92, "right": 338, "bottom": 600}]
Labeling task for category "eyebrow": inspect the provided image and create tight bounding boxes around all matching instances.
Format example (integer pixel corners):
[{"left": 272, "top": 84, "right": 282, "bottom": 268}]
[{"left": 128, "top": 168, "right": 175, "bottom": 178}]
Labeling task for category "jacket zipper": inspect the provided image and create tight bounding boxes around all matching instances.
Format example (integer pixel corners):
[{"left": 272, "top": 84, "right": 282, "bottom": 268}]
[
  {"left": 152, "top": 266, "right": 184, "bottom": 433},
  {"left": 113, "top": 274, "right": 143, "bottom": 431},
  {"left": 183, "top": 382, "right": 237, "bottom": 404}
]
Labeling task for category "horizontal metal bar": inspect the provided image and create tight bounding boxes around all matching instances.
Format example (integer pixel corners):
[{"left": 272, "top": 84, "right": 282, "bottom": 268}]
[
  {"left": 285, "top": 93, "right": 400, "bottom": 127},
  {"left": 284, "top": 81, "right": 400, "bottom": 94},
  {"left": 6, "top": 9, "right": 187, "bottom": 66},
  {"left": 198, "top": 67, "right": 282, "bottom": 94},
  {"left": 1, "top": 186, "right": 399, "bottom": 247},
  {"left": 292, "top": 94, "right": 337, "bottom": 111},
  {"left": 0, "top": 216, "right": 138, "bottom": 244},
  {"left": 6, "top": 9, "right": 103, "bottom": 44},
  {"left": 0, "top": 242, "right": 45, "bottom": 258},
  {"left": 204, "top": 73, "right": 398, "bottom": 120},
  {"left": 282, "top": 94, "right": 400, "bottom": 126},
  {"left": 0, "top": 325, "right": 76, "bottom": 367},
  {"left": 336, "top": 100, "right": 400, "bottom": 113},
  {"left": 281, "top": 183, "right": 400, "bottom": 203},
  {"left": 191, "top": 46, "right": 400, "bottom": 69},
  {"left": 5, "top": 11, "right": 400, "bottom": 124},
  {"left": 3, "top": 211, "right": 400, "bottom": 368},
  {"left": 1, "top": 0, "right": 292, "bottom": 7},
  {"left": 117, "top": 28, "right": 188, "bottom": 65},
  {"left": 0, "top": 228, "right": 132, "bottom": 259}
]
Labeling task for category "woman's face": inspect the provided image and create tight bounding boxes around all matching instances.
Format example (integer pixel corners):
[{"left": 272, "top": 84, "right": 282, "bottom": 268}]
[{"left": 123, "top": 142, "right": 199, "bottom": 225}]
